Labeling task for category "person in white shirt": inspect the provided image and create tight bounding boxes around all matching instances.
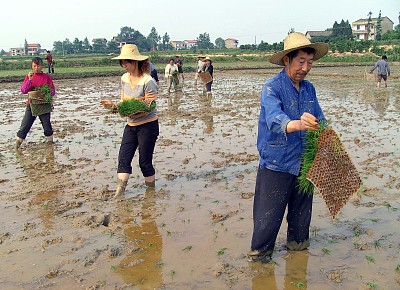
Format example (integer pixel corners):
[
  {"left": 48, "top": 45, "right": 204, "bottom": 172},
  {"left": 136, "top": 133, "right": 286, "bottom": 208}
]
[
  {"left": 194, "top": 55, "right": 205, "bottom": 85},
  {"left": 164, "top": 58, "right": 179, "bottom": 93}
]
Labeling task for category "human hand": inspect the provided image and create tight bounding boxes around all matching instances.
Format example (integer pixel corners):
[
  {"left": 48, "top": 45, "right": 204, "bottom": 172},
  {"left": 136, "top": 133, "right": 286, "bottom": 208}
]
[
  {"left": 28, "top": 72, "right": 34, "bottom": 80},
  {"left": 300, "top": 112, "right": 319, "bottom": 131},
  {"left": 100, "top": 99, "right": 114, "bottom": 109}
]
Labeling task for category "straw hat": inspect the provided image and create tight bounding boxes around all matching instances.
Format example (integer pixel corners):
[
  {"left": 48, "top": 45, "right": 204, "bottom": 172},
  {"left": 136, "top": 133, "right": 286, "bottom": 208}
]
[
  {"left": 204, "top": 56, "right": 212, "bottom": 63},
  {"left": 112, "top": 44, "right": 148, "bottom": 61},
  {"left": 268, "top": 32, "right": 328, "bottom": 66}
]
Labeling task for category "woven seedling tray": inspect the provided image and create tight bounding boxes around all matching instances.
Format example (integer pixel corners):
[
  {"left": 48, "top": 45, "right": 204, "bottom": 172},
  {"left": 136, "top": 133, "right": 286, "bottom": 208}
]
[
  {"left": 306, "top": 128, "right": 361, "bottom": 219},
  {"left": 118, "top": 99, "right": 156, "bottom": 118},
  {"left": 199, "top": 71, "right": 212, "bottom": 84}
]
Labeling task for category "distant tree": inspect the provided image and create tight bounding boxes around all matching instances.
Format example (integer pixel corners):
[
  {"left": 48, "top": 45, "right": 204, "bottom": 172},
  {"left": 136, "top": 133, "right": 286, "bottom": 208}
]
[
  {"left": 214, "top": 37, "right": 226, "bottom": 49},
  {"left": 147, "top": 27, "right": 161, "bottom": 51},
  {"left": 367, "top": 11, "right": 373, "bottom": 39},
  {"left": 92, "top": 38, "right": 107, "bottom": 53},
  {"left": 240, "top": 44, "right": 257, "bottom": 50},
  {"left": 382, "top": 24, "right": 400, "bottom": 40},
  {"left": 83, "top": 37, "right": 92, "bottom": 52},
  {"left": 0, "top": 49, "right": 6, "bottom": 55},
  {"left": 376, "top": 10, "right": 382, "bottom": 40},
  {"left": 24, "top": 39, "right": 28, "bottom": 55},
  {"left": 73, "top": 38, "right": 83, "bottom": 54},
  {"left": 107, "top": 40, "right": 118, "bottom": 52},
  {"left": 52, "top": 41, "right": 63, "bottom": 54},
  {"left": 62, "top": 38, "right": 73, "bottom": 54},
  {"left": 162, "top": 32, "right": 170, "bottom": 51},
  {"left": 197, "top": 32, "right": 213, "bottom": 49},
  {"left": 117, "top": 26, "right": 149, "bottom": 51},
  {"left": 331, "top": 20, "right": 353, "bottom": 41}
]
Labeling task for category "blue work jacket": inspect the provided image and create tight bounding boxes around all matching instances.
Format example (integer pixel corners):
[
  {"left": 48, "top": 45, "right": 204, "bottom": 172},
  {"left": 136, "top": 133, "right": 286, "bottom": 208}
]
[{"left": 257, "top": 69, "right": 325, "bottom": 176}]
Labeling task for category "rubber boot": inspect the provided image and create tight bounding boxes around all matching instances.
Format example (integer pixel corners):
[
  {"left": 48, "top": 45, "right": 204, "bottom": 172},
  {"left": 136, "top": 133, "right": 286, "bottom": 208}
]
[
  {"left": 114, "top": 179, "right": 128, "bottom": 200},
  {"left": 15, "top": 138, "right": 23, "bottom": 150},
  {"left": 145, "top": 180, "right": 155, "bottom": 188}
]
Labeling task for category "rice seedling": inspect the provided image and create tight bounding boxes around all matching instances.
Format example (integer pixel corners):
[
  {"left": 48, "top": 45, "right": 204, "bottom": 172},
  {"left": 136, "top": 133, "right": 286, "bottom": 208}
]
[
  {"left": 373, "top": 239, "right": 382, "bottom": 250},
  {"left": 294, "top": 281, "right": 305, "bottom": 289},
  {"left": 298, "top": 120, "right": 329, "bottom": 194},
  {"left": 117, "top": 99, "right": 156, "bottom": 117},
  {"left": 322, "top": 248, "right": 331, "bottom": 255},
  {"left": 395, "top": 264, "right": 400, "bottom": 273},
  {"left": 365, "top": 255, "right": 375, "bottom": 264},
  {"left": 229, "top": 277, "right": 238, "bottom": 284},
  {"left": 170, "top": 270, "right": 176, "bottom": 280},
  {"left": 182, "top": 245, "right": 192, "bottom": 251},
  {"left": 366, "top": 282, "right": 378, "bottom": 289},
  {"left": 155, "top": 261, "right": 164, "bottom": 269},
  {"left": 217, "top": 247, "right": 227, "bottom": 256}
]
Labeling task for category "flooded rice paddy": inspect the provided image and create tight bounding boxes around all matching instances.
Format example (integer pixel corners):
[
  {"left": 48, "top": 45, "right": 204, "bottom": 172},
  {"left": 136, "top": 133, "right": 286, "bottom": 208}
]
[{"left": 0, "top": 65, "right": 399, "bottom": 289}]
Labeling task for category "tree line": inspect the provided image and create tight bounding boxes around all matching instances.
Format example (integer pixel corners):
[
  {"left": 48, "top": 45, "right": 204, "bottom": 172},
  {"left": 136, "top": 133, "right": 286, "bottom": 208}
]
[{"left": 50, "top": 27, "right": 225, "bottom": 55}]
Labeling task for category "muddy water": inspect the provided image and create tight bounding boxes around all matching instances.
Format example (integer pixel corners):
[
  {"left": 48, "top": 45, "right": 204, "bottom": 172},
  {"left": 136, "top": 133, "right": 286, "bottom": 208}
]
[{"left": 0, "top": 66, "right": 399, "bottom": 289}]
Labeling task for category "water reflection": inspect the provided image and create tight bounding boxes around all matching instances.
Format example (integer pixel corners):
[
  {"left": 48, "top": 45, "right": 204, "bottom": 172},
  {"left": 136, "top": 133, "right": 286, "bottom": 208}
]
[
  {"left": 363, "top": 88, "right": 391, "bottom": 117},
  {"left": 16, "top": 144, "right": 58, "bottom": 229},
  {"left": 197, "top": 92, "right": 214, "bottom": 134},
  {"left": 116, "top": 188, "right": 163, "bottom": 288},
  {"left": 252, "top": 251, "right": 309, "bottom": 290},
  {"left": 166, "top": 92, "right": 182, "bottom": 125}
]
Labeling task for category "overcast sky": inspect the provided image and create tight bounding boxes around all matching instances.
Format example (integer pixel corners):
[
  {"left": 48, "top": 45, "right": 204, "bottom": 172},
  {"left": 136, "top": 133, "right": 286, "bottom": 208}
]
[{"left": 1, "top": 0, "right": 398, "bottom": 51}]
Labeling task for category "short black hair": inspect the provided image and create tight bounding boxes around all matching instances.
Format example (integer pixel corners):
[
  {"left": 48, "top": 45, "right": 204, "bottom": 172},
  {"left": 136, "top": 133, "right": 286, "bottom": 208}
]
[
  {"left": 32, "top": 57, "right": 43, "bottom": 65},
  {"left": 382, "top": 55, "right": 387, "bottom": 60}
]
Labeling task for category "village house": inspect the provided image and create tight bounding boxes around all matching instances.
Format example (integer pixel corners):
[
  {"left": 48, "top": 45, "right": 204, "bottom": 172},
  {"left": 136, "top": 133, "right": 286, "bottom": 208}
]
[
  {"left": 9, "top": 43, "right": 42, "bottom": 56},
  {"left": 184, "top": 40, "right": 197, "bottom": 49},
  {"left": 305, "top": 30, "right": 333, "bottom": 40},
  {"left": 225, "top": 38, "right": 239, "bottom": 49},
  {"left": 352, "top": 16, "right": 394, "bottom": 40},
  {"left": 170, "top": 40, "right": 186, "bottom": 50}
]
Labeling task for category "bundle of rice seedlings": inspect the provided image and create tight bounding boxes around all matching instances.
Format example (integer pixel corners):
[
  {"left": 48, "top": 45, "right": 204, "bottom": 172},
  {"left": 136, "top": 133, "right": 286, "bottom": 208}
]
[
  {"left": 117, "top": 99, "right": 156, "bottom": 118},
  {"left": 30, "top": 84, "right": 52, "bottom": 104},
  {"left": 298, "top": 120, "right": 329, "bottom": 195}
]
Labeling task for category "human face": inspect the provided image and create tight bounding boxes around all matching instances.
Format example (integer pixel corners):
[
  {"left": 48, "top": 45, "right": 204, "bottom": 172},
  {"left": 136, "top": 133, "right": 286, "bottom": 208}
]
[
  {"left": 32, "top": 62, "right": 43, "bottom": 73},
  {"left": 121, "top": 59, "right": 138, "bottom": 73},
  {"left": 284, "top": 50, "right": 314, "bottom": 84}
]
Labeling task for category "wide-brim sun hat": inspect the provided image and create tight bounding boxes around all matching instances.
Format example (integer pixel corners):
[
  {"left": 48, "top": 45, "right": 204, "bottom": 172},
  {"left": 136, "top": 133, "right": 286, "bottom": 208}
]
[
  {"left": 204, "top": 56, "right": 212, "bottom": 63},
  {"left": 268, "top": 32, "right": 328, "bottom": 66},
  {"left": 112, "top": 44, "right": 148, "bottom": 61}
]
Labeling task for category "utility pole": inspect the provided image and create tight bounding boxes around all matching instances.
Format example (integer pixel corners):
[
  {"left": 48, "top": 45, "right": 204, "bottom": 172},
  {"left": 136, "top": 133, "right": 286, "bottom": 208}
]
[{"left": 254, "top": 35, "right": 257, "bottom": 46}]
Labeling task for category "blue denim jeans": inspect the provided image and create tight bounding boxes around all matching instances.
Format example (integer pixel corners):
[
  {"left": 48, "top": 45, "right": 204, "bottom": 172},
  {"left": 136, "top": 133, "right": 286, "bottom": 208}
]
[
  {"left": 17, "top": 105, "right": 53, "bottom": 139},
  {"left": 117, "top": 120, "right": 159, "bottom": 177},
  {"left": 205, "top": 80, "right": 213, "bottom": 92},
  {"left": 251, "top": 168, "right": 313, "bottom": 255}
]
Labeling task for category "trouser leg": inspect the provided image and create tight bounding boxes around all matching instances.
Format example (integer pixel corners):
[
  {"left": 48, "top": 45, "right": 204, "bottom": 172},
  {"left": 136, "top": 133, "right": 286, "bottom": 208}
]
[
  {"left": 137, "top": 120, "right": 159, "bottom": 178},
  {"left": 286, "top": 180, "right": 313, "bottom": 250},
  {"left": 17, "top": 105, "right": 36, "bottom": 140},
  {"left": 117, "top": 125, "right": 138, "bottom": 174},
  {"left": 38, "top": 112, "right": 53, "bottom": 137},
  {"left": 251, "top": 168, "right": 294, "bottom": 255}
]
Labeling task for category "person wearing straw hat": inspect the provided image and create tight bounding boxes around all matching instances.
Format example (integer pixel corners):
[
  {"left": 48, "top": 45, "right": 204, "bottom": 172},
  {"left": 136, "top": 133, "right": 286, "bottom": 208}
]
[
  {"left": 248, "top": 32, "right": 328, "bottom": 263},
  {"left": 100, "top": 44, "right": 159, "bottom": 200},
  {"left": 194, "top": 55, "right": 205, "bottom": 85},
  {"left": 202, "top": 56, "right": 214, "bottom": 96}
]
